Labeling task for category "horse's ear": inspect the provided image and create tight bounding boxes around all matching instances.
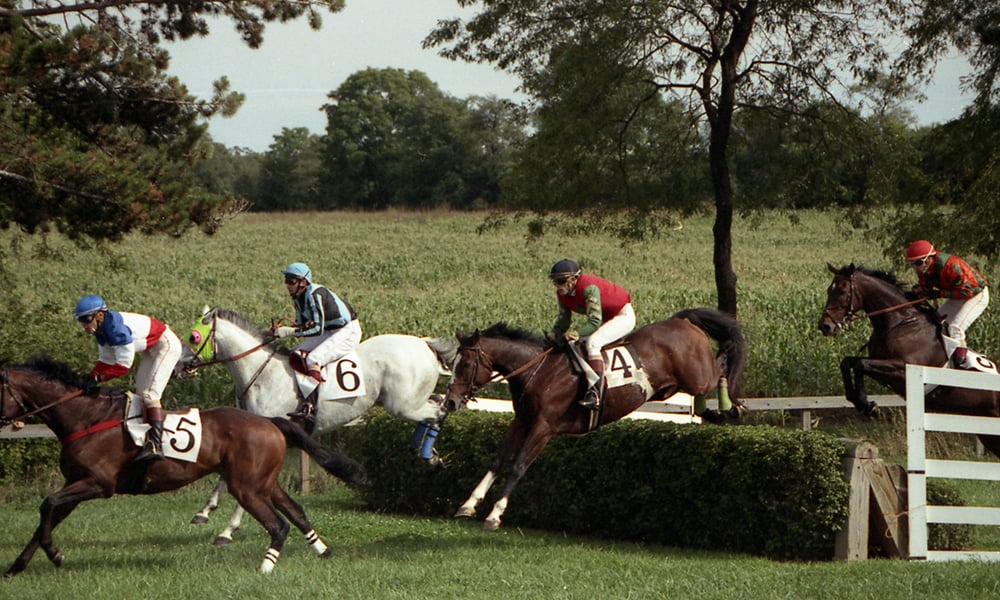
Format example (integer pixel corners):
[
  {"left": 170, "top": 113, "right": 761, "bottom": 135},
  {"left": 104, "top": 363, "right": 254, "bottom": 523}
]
[
  {"left": 455, "top": 327, "right": 464, "bottom": 341},
  {"left": 827, "top": 263, "right": 838, "bottom": 274},
  {"left": 202, "top": 305, "right": 210, "bottom": 316}
]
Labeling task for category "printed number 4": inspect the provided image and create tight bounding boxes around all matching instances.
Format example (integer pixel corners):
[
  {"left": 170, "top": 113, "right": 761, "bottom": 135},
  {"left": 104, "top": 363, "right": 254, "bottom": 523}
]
[{"left": 609, "top": 349, "right": 633, "bottom": 378}]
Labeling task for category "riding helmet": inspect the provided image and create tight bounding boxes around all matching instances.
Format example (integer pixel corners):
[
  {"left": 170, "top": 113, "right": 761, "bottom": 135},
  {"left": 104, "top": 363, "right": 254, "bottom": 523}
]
[
  {"left": 74, "top": 294, "right": 108, "bottom": 319},
  {"left": 906, "top": 240, "right": 936, "bottom": 262},
  {"left": 549, "top": 259, "right": 581, "bottom": 281},
  {"left": 282, "top": 262, "right": 312, "bottom": 282}
]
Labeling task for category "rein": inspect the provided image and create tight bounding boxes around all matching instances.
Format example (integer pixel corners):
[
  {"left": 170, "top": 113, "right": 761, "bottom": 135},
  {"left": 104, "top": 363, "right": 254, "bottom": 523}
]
[
  {"left": 0, "top": 367, "right": 118, "bottom": 444},
  {"left": 456, "top": 344, "right": 553, "bottom": 397},
  {"left": 182, "top": 313, "right": 280, "bottom": 406}
]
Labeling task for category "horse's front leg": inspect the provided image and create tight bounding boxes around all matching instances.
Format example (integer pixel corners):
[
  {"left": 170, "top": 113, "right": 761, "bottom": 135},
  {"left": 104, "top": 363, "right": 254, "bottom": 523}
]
[
  {"left": 840, "top": 356, "right": 905, "bottom": 415},
  {"left": 191, "top": 478, "right": 227, "bottom": 525},
  {"left": 6, "top": 478, "right": 103, "bottom": 577},
  {"left": 483, "top": 422, "right": 555, "bottom": 531},
  {"left": 454, "top": 417, "right": 526, "bottom": 520}
]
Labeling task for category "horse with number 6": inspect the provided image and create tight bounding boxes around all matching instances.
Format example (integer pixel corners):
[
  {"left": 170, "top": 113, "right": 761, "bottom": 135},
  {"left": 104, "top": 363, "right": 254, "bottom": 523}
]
[
  {"left": 176, "top": 307, "right": 457, "bottom": 544},
  {"left": 818, "top": 263, "right": 1000, "bottom": 459},
  {"left": 443, "top": 307, "right": 746, "bottom": 531},
  {"left": 0, "top": 356, "right": 369, "bottom": 576}
]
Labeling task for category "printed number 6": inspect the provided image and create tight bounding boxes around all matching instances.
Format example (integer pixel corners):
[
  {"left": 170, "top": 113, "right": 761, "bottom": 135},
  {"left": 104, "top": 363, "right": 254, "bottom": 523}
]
[{"left": 336, "top": 359, "right": 361, "bottom": 392}]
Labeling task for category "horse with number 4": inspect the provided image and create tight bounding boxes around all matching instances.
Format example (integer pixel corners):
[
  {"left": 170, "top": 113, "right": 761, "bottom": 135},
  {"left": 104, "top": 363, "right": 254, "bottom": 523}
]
[
  {"left": 818, "top": 263, "right": 1000, "bottom": 459},
  {"left": 443, "top": 307, "right": 746, "bottom": 531},
  {"left": 0, "top": 356, "right": 368, "bottom": 576},
  {"left": 177, "top": 307, "right": 456, "bottom": 544}
]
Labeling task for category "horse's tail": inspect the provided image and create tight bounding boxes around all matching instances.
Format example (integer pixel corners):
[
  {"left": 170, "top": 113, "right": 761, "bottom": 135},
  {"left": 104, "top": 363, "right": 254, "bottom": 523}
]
[
  {"left": 270, "top": 417, "right": 370, "bottom": 488},
  {"left": 671, "top": 307, "right": 746, "bottom": 402},
  {"left": 422, "top": 335, "right": 458, "bottom": 375}
]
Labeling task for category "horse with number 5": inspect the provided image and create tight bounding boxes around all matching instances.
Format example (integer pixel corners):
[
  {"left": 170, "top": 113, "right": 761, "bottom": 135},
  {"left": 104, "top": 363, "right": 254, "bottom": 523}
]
[
  {"left": 818, "top": 263, "right": 1000, "bottom": 459},
  {"left": 0, "top": 356, "right": 368, "bottom": 576},
  {"left": 177, "top": 307, "right": 456, "bottom": 544},
  {"left": 443, "top": 307, "right": 745, "bottom": 531}
]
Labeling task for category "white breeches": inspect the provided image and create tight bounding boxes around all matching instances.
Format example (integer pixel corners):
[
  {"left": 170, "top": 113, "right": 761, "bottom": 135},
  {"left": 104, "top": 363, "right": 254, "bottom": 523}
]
[
  {"left": 295, "top": 319, "right": 363, "bottom": 368},
  {"left": 584, "top": 303, "right": 636, "bottom": 359},
  {"left": 134, "top": 327, "right": 182, "bottom": 409},
  {"left": 939, "top": 287, "right": 989, "bottom": 347}
]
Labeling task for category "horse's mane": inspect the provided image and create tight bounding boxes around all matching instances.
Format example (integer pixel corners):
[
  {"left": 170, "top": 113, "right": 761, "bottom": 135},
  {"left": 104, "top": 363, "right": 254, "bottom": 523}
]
[
  {"left": 481, "top": 322, "right": 546, "bottom": 345},
  {"left": 19, "top": 354, "right": 89, "bottom": 388}
]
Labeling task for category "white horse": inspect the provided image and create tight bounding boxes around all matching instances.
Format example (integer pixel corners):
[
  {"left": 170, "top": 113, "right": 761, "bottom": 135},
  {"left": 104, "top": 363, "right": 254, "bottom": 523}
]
[{"left": 176, "top": 307, "right": 457, "bottom": 544}]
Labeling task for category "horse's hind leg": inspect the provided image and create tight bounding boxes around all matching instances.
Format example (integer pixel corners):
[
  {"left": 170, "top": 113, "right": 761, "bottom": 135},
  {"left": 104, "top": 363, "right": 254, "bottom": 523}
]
[
  {"left": 233, "top": 493, "right": 289, "bottom": 574},
  {"left": 213, "top": 506, "right": 246, "bottom": 545},
  {"left": 191, "top": 478, "right": 227, "bottom": 525},
  {"left": 271, "top": 485, "right": 331, "bottom": 558}
]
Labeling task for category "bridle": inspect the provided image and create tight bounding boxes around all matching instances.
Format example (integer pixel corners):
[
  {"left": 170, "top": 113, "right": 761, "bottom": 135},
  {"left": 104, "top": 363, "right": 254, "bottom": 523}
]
[
  {"left": 181, "top": 311, "right": 280, "bottom": 406},
  {"left": 447, "top": 342, "right": 552, "bottom": 407},
  {"left": 0, "top": 366, "right": 82, "bottom": 428},
  {"left": 823, "top": 270, "right": 927, "bottom": 331}
]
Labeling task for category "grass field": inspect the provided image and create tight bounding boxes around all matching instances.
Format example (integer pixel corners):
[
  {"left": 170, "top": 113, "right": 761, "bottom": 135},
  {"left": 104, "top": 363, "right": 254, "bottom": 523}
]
[{"left": 3, "top": 210, "right": 1000, "bottom": 596}]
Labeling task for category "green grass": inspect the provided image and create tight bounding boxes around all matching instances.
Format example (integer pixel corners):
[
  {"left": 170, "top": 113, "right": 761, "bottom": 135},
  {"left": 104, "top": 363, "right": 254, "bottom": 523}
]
[
  {"left": 2, "top": 481, "right": 1000, "bottom": 599},
  {"left": 4, "top": 210, "right": 1000, "bottom": 595}
]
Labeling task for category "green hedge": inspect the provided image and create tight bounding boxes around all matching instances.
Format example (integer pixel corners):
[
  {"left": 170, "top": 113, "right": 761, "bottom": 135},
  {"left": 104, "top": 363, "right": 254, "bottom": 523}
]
[
  {"left": 0, "top": 437, "right": 61, "bottom": 480},
  {"left": 343, "top": 410, "right": 851, "bottom": 560}
]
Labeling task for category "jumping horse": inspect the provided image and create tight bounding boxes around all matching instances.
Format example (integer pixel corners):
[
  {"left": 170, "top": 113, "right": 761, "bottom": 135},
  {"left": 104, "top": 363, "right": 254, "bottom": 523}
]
[
  {"left": 0, "top": 356, "right": 369, "bottom": 576},
  {"left": 818, "top": 263, "right": 1000, "bottom": 458},
  {"left": 443, "top": 307, "right": 745, "bottom": 530},
  {"left": 177, "top": 307, "right": 456, "bottom": 544}
]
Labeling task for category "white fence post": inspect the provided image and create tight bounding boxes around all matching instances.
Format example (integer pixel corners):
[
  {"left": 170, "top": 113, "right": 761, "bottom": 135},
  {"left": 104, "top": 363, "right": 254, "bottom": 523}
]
[{"left": 906, "top": 364, "right": 1000, "bottom": 562}]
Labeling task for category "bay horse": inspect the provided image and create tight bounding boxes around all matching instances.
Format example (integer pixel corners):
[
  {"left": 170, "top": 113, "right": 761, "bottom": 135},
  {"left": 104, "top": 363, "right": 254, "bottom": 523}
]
[
  {"left": 177, "top": 307, "right": 456, "bottom": 543},
  {"left": 818, "top": 263, "right": 1000, "bottom": 458},
  {"left": 0, "top": 356, "right": 368, "bottom": 576},
  {"left": 443, "top": 307, "right": 745, "bottom": 530}
]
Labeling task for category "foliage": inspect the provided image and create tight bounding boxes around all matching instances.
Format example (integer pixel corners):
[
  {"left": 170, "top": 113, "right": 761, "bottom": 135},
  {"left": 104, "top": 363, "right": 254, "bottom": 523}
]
[
  {"left": 256, "top": 127, "right": 325, "bottom": 211},
  {"left": 0, "top": 437, "right": 59, "bottom": 480},
  {"left": 0, "top": 1, "right": 343, "bottom": 241},
  {"left": 344, "top": 410, "right": 849, "bottom": 560},
  {"left": 320, "top": 68, "right": 519, "bottom": 210},
  {"left": 427, "top": 0, "right": 916, "bottom": 314}
]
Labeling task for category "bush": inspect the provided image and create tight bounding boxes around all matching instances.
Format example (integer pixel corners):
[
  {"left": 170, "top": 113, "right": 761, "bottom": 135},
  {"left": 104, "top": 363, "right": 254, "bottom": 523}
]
[{"left": 343, "top": 410, "right": 851, "bottom": 560}]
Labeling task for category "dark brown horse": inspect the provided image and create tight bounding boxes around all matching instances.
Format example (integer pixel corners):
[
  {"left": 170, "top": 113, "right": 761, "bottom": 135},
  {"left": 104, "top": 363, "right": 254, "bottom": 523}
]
[
  {"left": 444, "top": 307, "right": 744, "bottom": 530},
  {"left": 818, "top": 263, "right": 1000, "bottom": 458},
  {"left": 0, "top": 356, "right": 368, "bottom": 576}
]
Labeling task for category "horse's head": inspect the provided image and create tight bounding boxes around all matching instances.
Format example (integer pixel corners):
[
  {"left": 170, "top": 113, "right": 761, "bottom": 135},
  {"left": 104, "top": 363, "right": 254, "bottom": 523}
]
[
  {"left": 177, "top": 307, "right": 218, "bottom": 374},
  {"left": 443, "top": 328, "right": 494, "bottom": 413},
  {"left": 0, "top": 357, "right": 90, "bottom": 427},
  {"left": 818, "top": 263, "right": 860, "bottom": 336}
]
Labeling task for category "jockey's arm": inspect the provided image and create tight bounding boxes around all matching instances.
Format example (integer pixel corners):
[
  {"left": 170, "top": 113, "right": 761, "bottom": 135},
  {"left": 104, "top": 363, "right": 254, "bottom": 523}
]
[{"left": 576, "top": 285, "right": 603, "bottom": 338}]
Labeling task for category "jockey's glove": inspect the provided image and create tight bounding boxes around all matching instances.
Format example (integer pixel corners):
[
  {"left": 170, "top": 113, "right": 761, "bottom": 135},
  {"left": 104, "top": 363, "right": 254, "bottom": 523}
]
[
  {"left": 274, "top": 326, "right": 297, "bottom": 339},
  {"left": 81, "top": 376, "right": 100, "bottom": 396}
]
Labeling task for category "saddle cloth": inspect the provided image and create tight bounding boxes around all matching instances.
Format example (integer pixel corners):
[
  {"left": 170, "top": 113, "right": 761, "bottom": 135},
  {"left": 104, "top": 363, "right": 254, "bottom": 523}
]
[
  {"left": 291, "top": 350, "right": 368, "bottom": 401},
  {"left": 124, "top": 394, "right": 203, "bottom": 463}
]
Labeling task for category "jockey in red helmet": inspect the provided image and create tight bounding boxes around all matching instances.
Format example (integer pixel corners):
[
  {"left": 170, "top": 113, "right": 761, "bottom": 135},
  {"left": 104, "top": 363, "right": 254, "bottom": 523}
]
[
  {"left": 548, "top": 259, "right": 636, "bottom": 407},
  {"left": 907, "top": 241, "right": 990, "bottom": 369}
]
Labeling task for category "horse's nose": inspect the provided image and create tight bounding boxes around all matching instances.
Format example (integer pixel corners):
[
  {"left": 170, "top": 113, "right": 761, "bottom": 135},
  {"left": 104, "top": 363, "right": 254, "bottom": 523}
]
[{"left": 818, "top": 319, "right": 840, "bottom": 337}]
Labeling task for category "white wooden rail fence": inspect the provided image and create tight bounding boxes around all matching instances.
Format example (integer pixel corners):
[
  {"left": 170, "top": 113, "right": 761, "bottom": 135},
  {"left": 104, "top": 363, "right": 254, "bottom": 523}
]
[
  {"left": 905, "top": 364, "right": 1000, "bottom": 562},
  {"left": 0, "top": 393, "right": 906, "bottom": 442}
]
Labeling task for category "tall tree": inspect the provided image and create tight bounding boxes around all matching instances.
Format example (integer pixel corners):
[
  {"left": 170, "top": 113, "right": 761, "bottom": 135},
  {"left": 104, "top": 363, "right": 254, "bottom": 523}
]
[
  {"left": 257, "top": 127, "right": 324, "bottom": 211},
  {"left": 321, "top": 68, "right": 486, "bottom": 210},
  {"left": 428, "top": 0, "right": 913, "bottom": 314},
  {"left": 0, "top": 1, "right": 343, "bottom": 241}
]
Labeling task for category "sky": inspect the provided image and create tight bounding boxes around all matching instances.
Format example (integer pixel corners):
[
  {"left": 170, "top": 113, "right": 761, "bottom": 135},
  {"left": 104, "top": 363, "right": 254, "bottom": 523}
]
[{"left": 166, "top": 1, "right": 975, "bottom": 152}]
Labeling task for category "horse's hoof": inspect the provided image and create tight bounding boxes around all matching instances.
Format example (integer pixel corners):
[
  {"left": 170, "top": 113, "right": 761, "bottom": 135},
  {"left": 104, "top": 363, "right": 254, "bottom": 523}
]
[
  {"left": 319, "top": 548, "right": 333, "bottom": 559},
  {"left": 51, "top": 551, "right": 64, "bottom": 567},
  {"left": 699, "top": 409, "right": 725, "bottom": 424},
  {"left": 482, "top": 519, "right": 501, "bottom": 531},
  {"left": 726, "top": 405, "right": 748, "bottom": 421},
  {"left": 213, "top": 535, "right": 233, "bottom": 546},
  {"left": 190, "top": 515, "right": 210, "bottom": 525},
  {"left": 454, "top": 506, "right": 476, "bottom": 519}
]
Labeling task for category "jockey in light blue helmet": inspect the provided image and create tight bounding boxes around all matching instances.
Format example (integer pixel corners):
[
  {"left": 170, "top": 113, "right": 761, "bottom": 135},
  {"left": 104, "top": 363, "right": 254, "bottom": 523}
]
[
  {"left": 282, "top": 262, "right": 312, "bottom": 282},
  {"left": 74, "top": 294, "right": 108, "bottom": 320}
]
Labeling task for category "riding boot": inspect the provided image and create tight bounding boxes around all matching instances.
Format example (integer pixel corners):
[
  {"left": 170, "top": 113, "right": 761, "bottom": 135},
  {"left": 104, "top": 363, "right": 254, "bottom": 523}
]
[
  {"left": 579, "top": 358, "right": 604, "bottom": 408},
  {"left": 135, "top": 406, "right": 165, "bottom": 461},
  {"left": 288, "top": 390, "right": 318, "bottom": 427}
]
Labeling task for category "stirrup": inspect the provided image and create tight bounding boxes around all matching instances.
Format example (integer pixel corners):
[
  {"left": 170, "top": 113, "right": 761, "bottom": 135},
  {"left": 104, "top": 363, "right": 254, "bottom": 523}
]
[{"left": 578, "top": 388, "right": 599, "bottom": 408}]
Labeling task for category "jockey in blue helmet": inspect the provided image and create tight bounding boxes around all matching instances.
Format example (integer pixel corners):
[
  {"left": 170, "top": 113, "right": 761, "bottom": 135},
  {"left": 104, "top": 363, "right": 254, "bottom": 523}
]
[
  {"left": 74, "top": 294, "right": 183, "bottom": 461},
  {"left": 272, "top": 262, "right": 362, "bottom": 426}
]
